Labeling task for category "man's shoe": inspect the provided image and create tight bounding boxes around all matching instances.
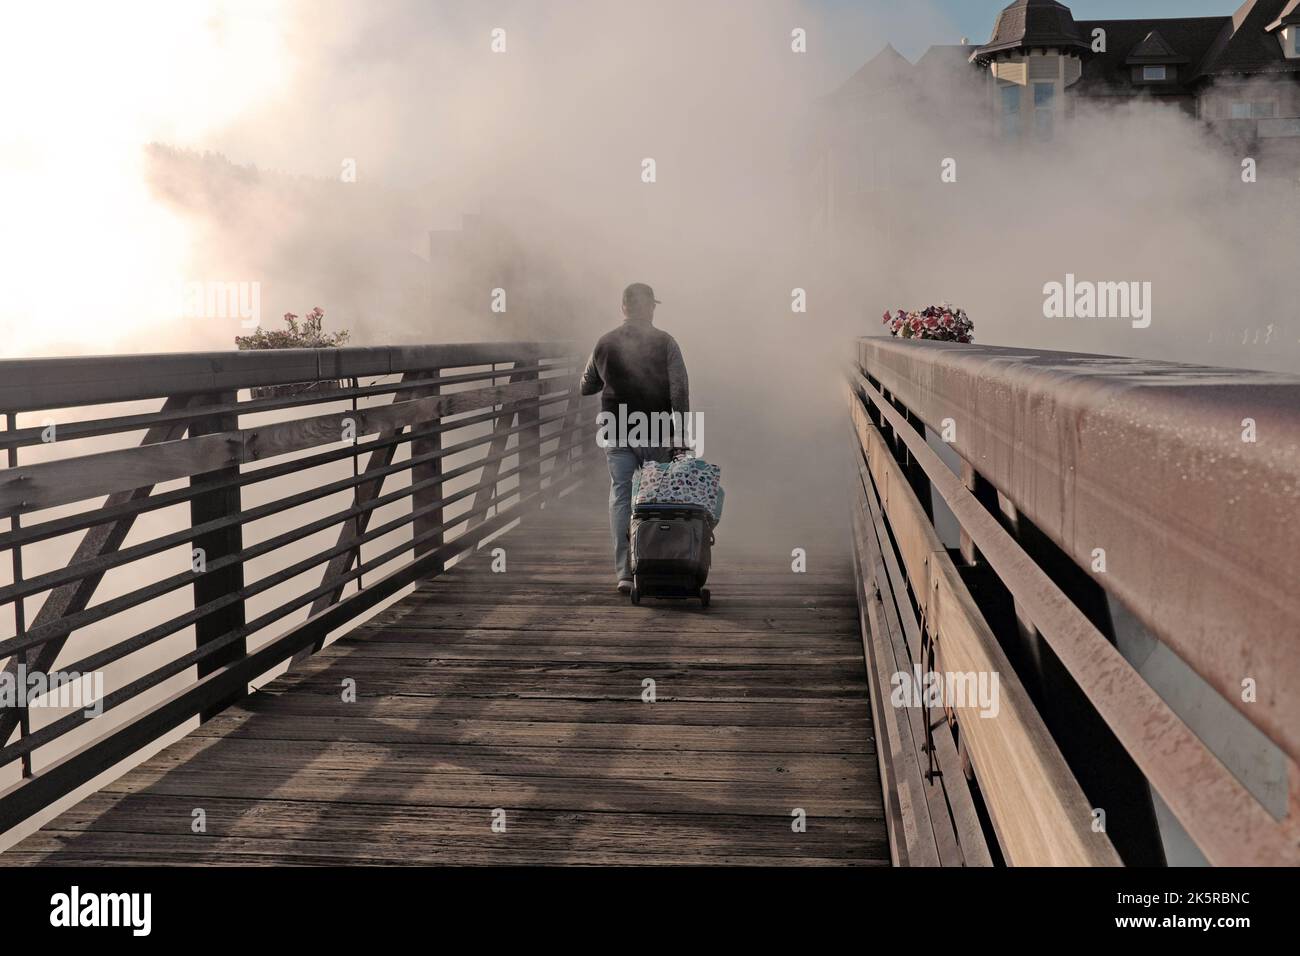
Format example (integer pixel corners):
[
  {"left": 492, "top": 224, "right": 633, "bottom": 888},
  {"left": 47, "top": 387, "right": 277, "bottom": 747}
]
[{"left": 616, "top": 579, "right": 633, "bottom": 594}]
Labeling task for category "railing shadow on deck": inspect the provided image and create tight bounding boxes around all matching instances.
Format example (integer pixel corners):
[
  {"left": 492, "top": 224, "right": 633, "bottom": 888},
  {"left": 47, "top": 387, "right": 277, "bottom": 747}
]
[
  {"left": 14, "top": 487, "right": 885, "bottom": 866},
  {"left": 0, "top": 341, "right": 597, "bottom": 843}
]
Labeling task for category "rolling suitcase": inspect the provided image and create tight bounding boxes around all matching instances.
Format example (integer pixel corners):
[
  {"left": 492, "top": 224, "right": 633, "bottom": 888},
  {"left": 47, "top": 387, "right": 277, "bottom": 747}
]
[{"left": 629, "top": 504, "right": 714, "bottom": 607}]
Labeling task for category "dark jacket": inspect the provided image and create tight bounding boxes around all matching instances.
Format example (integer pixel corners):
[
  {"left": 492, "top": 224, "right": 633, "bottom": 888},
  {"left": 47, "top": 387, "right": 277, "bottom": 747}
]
[{"left": 579, "top": 320, "right": 689, "bottom": 416}]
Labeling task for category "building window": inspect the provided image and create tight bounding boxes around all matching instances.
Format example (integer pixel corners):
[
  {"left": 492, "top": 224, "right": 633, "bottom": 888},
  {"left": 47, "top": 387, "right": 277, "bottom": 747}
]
[
  {"left": 1142, "top": 65, "right": 1168, "bottom": 81},
  {"left": 1227, "top": 100, "right": 1279, "bottom": 119},
  {"left": 1001, "top": 85, "right": 1021, "bottom": 138},
  {"left": 1033, "top": 82, "right": 1055, "bottom": 140}
]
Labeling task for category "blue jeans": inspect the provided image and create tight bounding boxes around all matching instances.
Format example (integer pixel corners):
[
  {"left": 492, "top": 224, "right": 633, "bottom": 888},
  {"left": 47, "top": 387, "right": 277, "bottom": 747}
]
[{"left": 605, "top": 446, "right": 672, "bottom": 580}]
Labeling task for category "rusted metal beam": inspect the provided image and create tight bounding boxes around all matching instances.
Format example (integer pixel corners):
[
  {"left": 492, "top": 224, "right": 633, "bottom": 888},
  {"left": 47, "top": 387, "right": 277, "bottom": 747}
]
[{"left": 858, "top": 337, "right": 1300, "bottom": 768}]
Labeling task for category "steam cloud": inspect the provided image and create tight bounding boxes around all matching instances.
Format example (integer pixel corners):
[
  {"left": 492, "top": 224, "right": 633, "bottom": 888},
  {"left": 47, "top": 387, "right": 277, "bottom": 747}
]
[{"left": 5, "top": 0, "right": 1299, "bottom": 538}]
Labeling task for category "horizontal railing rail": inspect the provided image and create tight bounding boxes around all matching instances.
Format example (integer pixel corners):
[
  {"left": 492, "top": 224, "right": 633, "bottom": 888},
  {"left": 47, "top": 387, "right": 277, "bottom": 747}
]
[
  {"left": 0, "top": 342, "right": 571, "bottom": 412},
  {"left": 0, "top": 341, "right": 597, "bottom": 836},
  {"left": 848, "top": 337, "right": 1300, "bottom": 866}
]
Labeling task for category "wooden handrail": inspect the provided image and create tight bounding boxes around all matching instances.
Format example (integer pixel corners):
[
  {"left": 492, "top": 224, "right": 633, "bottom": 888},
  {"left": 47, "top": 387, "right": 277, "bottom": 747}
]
[
  {"left": 856, "top": 336, "right": 1300, "bottom": 767},
  {"left": 0, "top": 342, "right": 575, "bottom": 412},
  {"left": 847, "top": 349, "right": 1300, "bottom": 866}
]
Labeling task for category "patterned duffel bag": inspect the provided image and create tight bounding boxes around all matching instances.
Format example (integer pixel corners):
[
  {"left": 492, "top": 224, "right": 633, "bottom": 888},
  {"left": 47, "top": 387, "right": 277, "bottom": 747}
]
[{"left": 632, "top": 456, "right": 724, "bottom": 525}]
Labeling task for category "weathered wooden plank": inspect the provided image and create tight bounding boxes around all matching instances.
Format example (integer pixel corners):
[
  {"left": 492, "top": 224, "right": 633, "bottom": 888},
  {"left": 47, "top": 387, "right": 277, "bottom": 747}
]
[
  {"left": 402, "top": 588, "right": 858, "bottom": 608},
  {"left": 345, "top": 627, "right": 862, "bottom": 649},
  {"left": 236, "top": 692, "right": 873, "bottom": 728},
  {"left": 97, "top": 763, "right": 881, "bottom": 817},
  {"left": 140, "top": 736, "right": 875, "bottom": 787},
  {"left": 190, "top": 711, "right": 873, "bottom": 753},
  {"left": 0, "top": 858, "right": 883, "bottom": 868},
  {"left": 858, "top": 457, "right": 992, "bottom": 867},
  {"left": 850, "top": 385, "right": 1120, "bottom": 866},
  {"left": 370, "top": 609, "right": 857, "bottom": 633},
  {"left": 850, "top": 492, "right": 940, "bottom": 866},
  {"left": 275, "top": 678, "right": 869, "bottom": 702},
  {"left": 7, "top": 793, "right": 882, "bottom": 860},
  {"left": 856, "top": 473, "right": 961, "bottom": 864},
  {"left": 326, "top": 639, "right": 864, "bottom": 665},
  {"left": 3, "top": 470, "right": 885, "bottom": 865}
]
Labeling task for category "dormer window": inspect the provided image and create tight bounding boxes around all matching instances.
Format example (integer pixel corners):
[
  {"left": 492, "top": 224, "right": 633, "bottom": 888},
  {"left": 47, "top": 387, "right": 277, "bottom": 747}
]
[
  {"left": 1126, "top": 30, "right": 1186, "bottom": 85},
  {"left": 1274, "top": 23, "right": 1300, "bottom": 58}
]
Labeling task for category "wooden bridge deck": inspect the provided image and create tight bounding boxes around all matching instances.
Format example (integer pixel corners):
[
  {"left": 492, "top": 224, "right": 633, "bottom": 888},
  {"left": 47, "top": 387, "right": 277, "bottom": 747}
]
[{"left": 3, "top": 482, "right": 886, "bottom": 866}]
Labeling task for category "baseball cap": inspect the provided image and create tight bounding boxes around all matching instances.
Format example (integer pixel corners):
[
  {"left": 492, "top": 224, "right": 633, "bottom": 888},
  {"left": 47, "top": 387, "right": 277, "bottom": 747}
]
[{"left": 623, "top": 282, "right": 661, "bottom": 306}]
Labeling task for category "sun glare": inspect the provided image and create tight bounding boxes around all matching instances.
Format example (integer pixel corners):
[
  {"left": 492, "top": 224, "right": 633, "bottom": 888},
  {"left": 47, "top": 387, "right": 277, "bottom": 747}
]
[{"left": 0, "top": 0, "right": 291, "bottom": 358}]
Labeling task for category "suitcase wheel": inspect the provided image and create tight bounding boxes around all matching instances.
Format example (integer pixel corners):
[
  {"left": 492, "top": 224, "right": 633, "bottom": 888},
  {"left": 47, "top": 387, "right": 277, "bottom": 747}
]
[{"left": 700, "top": 588, "right": 711, "bottom": 608}]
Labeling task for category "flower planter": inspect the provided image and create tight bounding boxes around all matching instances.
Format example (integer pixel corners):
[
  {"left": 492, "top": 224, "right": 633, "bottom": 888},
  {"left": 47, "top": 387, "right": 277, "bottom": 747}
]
[{"left": 883, "top": 304, "right": 974, "bottom": 343}]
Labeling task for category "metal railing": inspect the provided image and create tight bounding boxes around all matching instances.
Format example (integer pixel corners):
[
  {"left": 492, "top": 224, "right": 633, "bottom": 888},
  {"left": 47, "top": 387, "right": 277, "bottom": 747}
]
[
  {"left": 0, "top": 341, "right": 596, "bottom": 834},
  {"left": 848, "top": 337, "right": 1300, "bottom": 866}
]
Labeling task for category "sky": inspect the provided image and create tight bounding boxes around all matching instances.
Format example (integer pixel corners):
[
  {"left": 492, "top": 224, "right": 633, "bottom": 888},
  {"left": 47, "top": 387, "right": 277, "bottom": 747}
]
[{"left": 817, "top": 0, "right": 1242, "bottom": 60}]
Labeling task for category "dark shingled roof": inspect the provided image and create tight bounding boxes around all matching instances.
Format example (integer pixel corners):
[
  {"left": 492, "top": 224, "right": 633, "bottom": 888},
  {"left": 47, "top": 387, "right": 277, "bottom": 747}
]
[
  {"left": 830, "top": 0, "right": 1300, "bottom": 107},
  {"left": 1266, "top": 0, "right": 1300, "bottom": 30},
  {"left": 1073, "top": 17, "right": 1229, "bottom": 93},
  {"left": 1127, "top": 30, "right": 1190, "bottom": 64},
  {"left": 916, "top": 44, "right": 979, "bottom": 74},
  {"left": 1199, "top": 0, "right": 1300, "bottom": 76},
  {"left": 974, "top": 0, "right": 1091, "bottom": 60},
  {"left": 828, "top": 43, "right": 913, "bottom": 102}
]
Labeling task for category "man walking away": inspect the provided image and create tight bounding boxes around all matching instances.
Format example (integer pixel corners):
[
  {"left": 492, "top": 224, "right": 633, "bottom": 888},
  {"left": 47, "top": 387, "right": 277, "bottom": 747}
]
[{"left": 579, "top": 282, "right": 689, "bottom": 594}]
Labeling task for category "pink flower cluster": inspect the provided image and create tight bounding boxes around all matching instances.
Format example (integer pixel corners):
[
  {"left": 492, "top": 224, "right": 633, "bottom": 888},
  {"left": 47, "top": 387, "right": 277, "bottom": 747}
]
[{"left": 882, "top": 304, "right": 974, "bottom": 343}]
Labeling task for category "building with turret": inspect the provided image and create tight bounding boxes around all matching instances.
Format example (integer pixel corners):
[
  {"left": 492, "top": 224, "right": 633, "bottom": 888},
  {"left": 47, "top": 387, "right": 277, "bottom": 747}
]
[
  {"left": 974, "top": 0, "right": 1300, "bottom": 145},
  {"left": 811, "top": 0, "right": 1300, "bottom": 224}
]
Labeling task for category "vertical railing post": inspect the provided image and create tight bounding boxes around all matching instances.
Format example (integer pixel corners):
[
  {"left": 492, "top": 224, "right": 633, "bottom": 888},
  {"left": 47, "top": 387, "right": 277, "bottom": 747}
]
[
  {"left": 411, "top": 369, "right": 444, "bottom": 571},
  {"left": 188, "top": 391, "right": 246, "bottom": 721},
  {"left": 517, "top": 366, "right": 541, "bottom": 502},
  {"left": 902, "top": 407, "right": 934, "bottom": 520},
  {"left": 560, "top": 365, "right": 587, "bottom": 472},
  {"left": 3, "top": 412, "right": 33, "bottom": 777},
  {"left": 958, "top": 460, "right": 1001, "bottom": 567}
]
